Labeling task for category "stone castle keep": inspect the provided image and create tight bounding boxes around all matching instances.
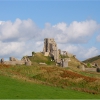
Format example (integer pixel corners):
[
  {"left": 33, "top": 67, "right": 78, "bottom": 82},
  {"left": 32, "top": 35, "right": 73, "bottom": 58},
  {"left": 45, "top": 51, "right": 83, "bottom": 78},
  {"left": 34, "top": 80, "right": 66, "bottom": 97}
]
[
  {"left": 43, "top": 38, "right": 60, "bottom": 63},
  {"left": 43, "top": 38, "right": 71, "bottom": 67}
]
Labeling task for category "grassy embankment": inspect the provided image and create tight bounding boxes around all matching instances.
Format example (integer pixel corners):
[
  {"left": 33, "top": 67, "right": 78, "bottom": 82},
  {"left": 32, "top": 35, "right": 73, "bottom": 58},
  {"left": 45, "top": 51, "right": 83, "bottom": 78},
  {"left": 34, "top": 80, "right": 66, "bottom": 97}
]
[
  {"left": 0, "top": 75, "right": 100, "bottom": 99},
  {"left": 0, "top": 52, "right": 100, "bottom": 99}
]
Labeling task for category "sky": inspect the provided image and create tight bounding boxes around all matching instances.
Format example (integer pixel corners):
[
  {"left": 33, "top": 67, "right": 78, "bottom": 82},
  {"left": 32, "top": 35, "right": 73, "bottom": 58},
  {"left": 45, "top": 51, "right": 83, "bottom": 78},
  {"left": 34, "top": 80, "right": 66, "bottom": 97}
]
[{"left": 0, "top": 0, "right": 100, "bottom": 61}]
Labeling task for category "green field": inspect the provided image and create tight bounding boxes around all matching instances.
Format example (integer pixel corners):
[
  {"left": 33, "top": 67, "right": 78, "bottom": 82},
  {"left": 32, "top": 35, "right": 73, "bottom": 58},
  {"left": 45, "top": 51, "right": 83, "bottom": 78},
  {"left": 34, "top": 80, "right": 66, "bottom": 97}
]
[
  {"left": 0, "top": 53, "right": 100, "bottom": 99},
  {"left": 0, "top": 75, "right": 100, "bottom": 99}
]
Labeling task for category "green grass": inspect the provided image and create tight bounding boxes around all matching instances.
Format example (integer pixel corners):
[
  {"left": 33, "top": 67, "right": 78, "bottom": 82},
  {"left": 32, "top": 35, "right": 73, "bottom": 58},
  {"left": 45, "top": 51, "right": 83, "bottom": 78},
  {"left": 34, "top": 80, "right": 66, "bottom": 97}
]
[
  {"left": 29, "top": 52, "right": 56, "bottom": 65},
  {"left": 0, "top": 53, "right": 100, "bottom": 99},
  {"left": 0, "top": 75, "right": 100, "bottom": 99},
  {"left": 1, "top": 64, "right": 100, "bottom": 95},
  {"left": 79, "top": 71, "right": 100, "bottom": 78}
]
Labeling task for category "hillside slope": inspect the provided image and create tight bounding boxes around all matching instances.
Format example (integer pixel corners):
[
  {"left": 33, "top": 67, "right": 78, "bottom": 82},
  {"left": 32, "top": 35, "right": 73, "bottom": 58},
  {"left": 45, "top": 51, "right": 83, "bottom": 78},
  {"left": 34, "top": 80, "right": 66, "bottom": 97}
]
[
  {"left": 83, "top": 55, "right": 100, "bottom": 66},
  {"left": 0, "top": 63, "right": 100, "bottom": 95},
  {"left": 28, "top": 52, "right": 85, "bottom": 71},
  {"left": 28, "top": 52, "right": 56, "bottom": 66},
  {"left": 0, "top": 75, "right": 100, "bottom": 99}
]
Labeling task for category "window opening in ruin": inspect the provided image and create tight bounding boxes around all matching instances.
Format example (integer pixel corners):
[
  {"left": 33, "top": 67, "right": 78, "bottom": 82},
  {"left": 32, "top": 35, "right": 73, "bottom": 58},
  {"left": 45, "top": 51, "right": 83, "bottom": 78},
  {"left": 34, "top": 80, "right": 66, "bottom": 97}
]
[{"left": 46, "top": 39, "right": 48, "bottom": 52}]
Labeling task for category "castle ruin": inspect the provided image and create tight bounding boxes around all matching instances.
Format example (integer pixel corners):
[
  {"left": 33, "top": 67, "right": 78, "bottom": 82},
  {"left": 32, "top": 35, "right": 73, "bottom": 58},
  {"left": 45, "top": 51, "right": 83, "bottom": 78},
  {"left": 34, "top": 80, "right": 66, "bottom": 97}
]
[
  {"left": 43, "top": 38, "right": 61, "bottom": 63},
  {"left": 0, "top": 38, "right": 72, "bottom": 67},
  {"left": 43, "top": 38, "right": 71, "bottom": 67},
  {"left": 0, "top": 56, "right": 31, "bottom": 66}
]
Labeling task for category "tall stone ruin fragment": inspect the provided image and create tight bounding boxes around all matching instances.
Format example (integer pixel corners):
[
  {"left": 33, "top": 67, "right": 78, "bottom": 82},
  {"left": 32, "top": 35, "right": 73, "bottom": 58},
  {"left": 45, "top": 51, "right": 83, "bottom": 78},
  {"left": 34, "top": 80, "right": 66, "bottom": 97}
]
[
  {"left": 61, "top": 58, "right": 70, "bottom": 67},
  {"left": 43, "top": 38, "right": 60, "bottom": 63},
  {"left": 1, "top": 58, "right": 4, "bottom": 63}
]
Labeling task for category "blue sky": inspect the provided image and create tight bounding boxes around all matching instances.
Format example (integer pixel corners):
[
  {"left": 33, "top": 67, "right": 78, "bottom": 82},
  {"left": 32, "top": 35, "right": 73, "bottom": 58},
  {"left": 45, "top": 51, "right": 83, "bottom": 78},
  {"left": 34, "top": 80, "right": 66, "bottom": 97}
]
[
  {"left": 0, "top": 1, "right": 100, "bottom": 25},
  {"left": 0, "top": 1, "right": 100, "bottom": 61}
]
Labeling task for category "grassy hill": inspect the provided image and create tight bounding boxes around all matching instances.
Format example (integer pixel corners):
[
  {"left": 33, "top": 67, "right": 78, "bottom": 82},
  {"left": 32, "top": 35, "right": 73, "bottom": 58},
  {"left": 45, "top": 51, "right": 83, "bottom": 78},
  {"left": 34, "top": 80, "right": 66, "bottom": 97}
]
[
  {"left": 28, "top": 52, "right": 56, "bottom": 66},
  {"left": 0, "top": 63, "right": 100, "bottom": 97},
  {"left": 0, "top": 75, "right": 100, "bottom": 99},
  {"left": 83, "top": 55, "right": 100, "bottom": 66},
  {"left": 0, "top": 52, "right": 100, "bottom": 99},
  {"left": 28, "top": 52, "right": 84, "bottom": 71}
]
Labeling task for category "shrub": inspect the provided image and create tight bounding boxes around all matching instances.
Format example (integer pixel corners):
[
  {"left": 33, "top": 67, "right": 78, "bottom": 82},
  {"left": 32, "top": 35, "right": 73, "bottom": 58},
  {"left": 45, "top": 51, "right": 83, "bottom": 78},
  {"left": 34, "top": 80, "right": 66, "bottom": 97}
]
[
  {"left": 87, "top": 63, "right": 92, "bottom": 68},
  {"left": 97, "top": 68, "right": 100, "bottom": 72}
]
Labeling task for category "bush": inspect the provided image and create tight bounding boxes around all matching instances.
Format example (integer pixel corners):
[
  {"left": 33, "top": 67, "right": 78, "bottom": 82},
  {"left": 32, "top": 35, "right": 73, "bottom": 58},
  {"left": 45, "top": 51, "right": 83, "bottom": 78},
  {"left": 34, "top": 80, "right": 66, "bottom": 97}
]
[
  {"left": 97, "top": 68, "right": 100, "bottom": 72},
  {"left": 87, "top": 63, "right": 92, "bottom": 68},
  {"left": 32, "top": 51, "right": 35, "bottom": 55}
]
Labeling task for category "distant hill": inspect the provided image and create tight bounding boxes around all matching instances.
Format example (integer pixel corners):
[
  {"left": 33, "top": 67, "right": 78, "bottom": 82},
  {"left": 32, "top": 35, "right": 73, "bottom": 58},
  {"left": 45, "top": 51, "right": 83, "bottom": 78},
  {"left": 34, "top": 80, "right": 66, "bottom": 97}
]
[{"left": 83, "top": 55, "right": 100, "bottom": 66}]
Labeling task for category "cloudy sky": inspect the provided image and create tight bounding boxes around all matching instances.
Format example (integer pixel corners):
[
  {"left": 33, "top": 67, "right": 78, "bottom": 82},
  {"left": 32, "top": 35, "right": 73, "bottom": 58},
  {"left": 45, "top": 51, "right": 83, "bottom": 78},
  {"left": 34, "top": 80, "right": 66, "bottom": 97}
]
[{"left": 0, "top": 1, "right": 100, "bottom": 61}]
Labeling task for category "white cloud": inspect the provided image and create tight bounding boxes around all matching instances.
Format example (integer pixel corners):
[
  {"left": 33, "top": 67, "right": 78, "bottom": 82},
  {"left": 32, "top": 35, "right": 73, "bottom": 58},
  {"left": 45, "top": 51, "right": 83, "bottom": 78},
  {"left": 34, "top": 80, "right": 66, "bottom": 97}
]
[
  {"left": 53, "top": 20, "right": 99, "bottom": 43},
  {"left": 0, "top": 41, "right": 25, "bottom": 58},
  {"left": 83, "top": 47, "right": 99, "bottom": 59},
  {"left": 58, "top": 44, "right": 100, "bottom": 60},
  {"left": 0, "top": 21, "right": 4, "bottom": 25},
  {"left": 0, "top": 19, "right": 100, "bottom": 60},
  {"left": 0, "top": 40, "right": 43, "bottom": 59},
  {"left": 0, "top": 19, "right": 99, "bottom": 43},
  {"left": 0, "top": 18, "right": 40, "bottom": 42},
  {"left": 97, "top": 35, "right": 100, "bottom": 42}
]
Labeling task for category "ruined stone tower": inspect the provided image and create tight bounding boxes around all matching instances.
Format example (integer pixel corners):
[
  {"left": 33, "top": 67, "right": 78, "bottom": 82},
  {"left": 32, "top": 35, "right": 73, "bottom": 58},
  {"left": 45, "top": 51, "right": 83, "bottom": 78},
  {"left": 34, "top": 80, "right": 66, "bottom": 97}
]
[{"left": 43, "top": 38, "right": 60, "bottom": 63}]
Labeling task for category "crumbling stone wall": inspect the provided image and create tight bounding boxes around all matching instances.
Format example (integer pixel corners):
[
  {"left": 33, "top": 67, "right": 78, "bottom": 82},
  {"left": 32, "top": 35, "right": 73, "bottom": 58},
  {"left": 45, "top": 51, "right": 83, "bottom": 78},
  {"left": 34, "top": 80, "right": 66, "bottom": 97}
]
[
  {"left": 0, "top": 56, "right": 31, "bottom": 66},
  {"left": 1, "top": 58, "right": 4, "bottom": 63},
  {"left": 61, "top": 58, "right": 70, "bottom": 67},
  {"left": 85, "top": 68, "right": 97, "bottom": 72},
  {"left": 4, "top": 61, "right": 25, "bottom": 65},
  {"left": 9, "top": 57, "right": 18, "bottom": 61}
]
